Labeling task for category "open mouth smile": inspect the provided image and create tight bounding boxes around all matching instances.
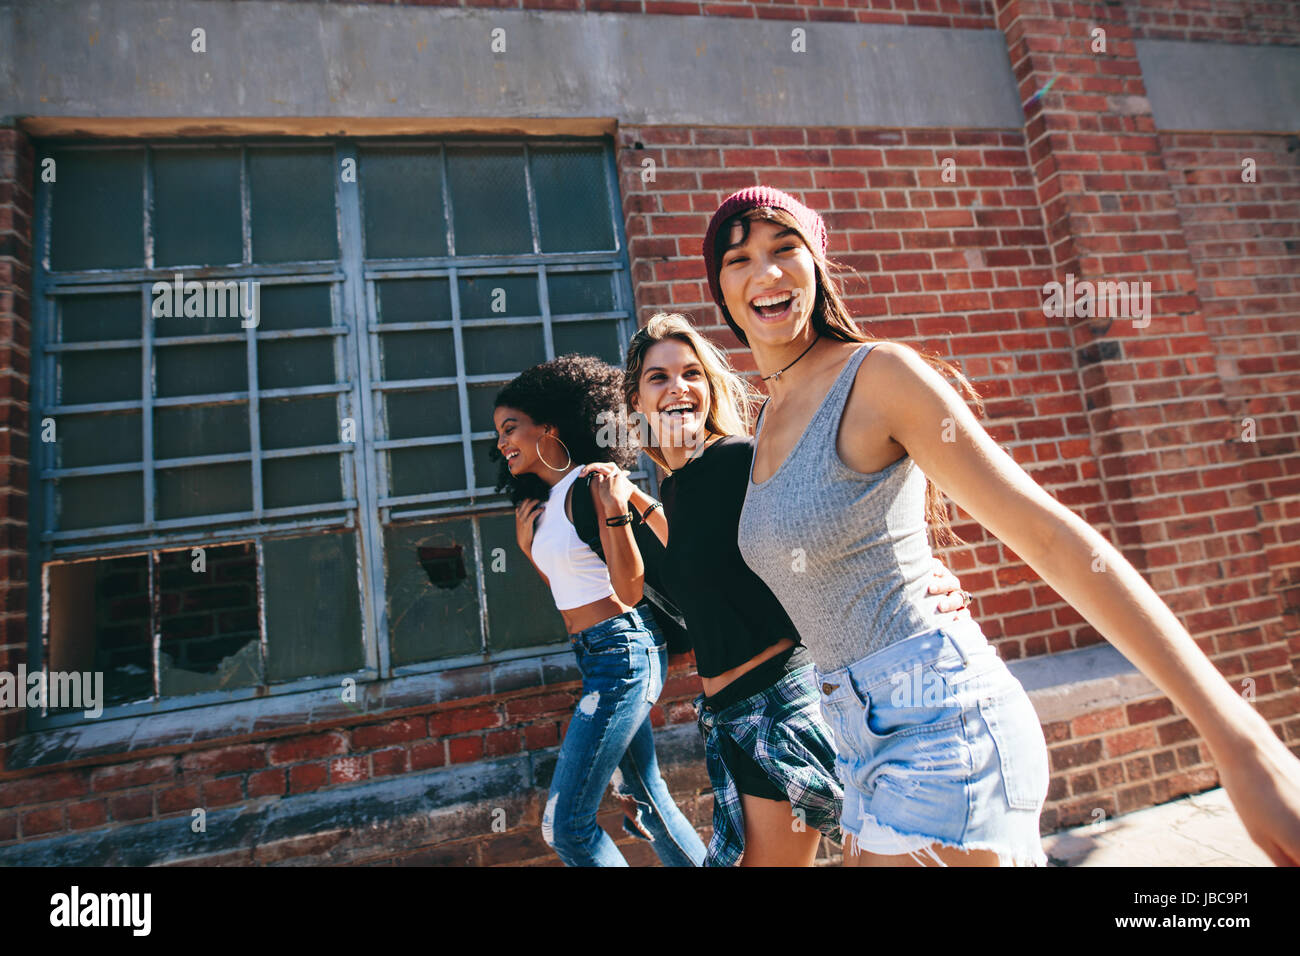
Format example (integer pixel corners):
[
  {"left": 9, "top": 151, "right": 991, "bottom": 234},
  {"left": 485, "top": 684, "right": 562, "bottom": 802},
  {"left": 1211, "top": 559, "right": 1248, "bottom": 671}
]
[{"left": 750, "top": 290, "right": 795, "bottom": 322}]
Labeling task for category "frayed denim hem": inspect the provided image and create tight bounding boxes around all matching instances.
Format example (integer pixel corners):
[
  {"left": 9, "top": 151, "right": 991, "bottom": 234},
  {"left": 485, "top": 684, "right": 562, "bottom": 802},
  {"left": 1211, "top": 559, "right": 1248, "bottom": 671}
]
[{"left": 841, "top": 809, "right": 1048, "bottom": 868}]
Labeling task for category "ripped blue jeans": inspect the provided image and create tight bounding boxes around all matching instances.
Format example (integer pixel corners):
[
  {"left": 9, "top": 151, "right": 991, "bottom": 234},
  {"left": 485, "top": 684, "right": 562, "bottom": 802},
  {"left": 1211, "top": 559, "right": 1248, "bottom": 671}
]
[{"left": 542, "top": 605, "right": 706, "bottom": 867}]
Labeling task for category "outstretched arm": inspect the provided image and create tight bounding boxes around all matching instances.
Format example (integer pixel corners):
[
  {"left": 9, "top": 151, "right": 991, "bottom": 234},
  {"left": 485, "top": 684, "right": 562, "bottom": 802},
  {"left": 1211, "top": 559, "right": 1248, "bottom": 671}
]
[{"left": 863, "top": 340, "right": 1300, "bottom": 865}]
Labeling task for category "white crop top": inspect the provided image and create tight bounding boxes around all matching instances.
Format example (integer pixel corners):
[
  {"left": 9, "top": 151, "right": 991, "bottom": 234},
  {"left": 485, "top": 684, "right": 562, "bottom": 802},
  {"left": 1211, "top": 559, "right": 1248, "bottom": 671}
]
[{"left": 529, "top": 468, "right": 617, "bottom": 611}]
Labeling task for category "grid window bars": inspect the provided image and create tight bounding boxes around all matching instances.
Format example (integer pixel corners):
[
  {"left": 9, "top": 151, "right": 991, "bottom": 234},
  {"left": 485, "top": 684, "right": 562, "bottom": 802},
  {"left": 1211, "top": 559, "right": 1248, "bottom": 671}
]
[{"left": 29, "top": 138, "right": 639, "bottom": 725}]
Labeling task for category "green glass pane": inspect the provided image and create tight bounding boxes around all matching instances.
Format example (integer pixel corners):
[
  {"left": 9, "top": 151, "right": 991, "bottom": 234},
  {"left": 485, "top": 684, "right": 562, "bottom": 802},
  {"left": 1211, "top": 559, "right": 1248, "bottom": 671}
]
[
  {"left": 263, "top": 455, "right": 344, "bottom": 509},
  {"left": 57, "top": 473, "right": 143, "bottom": 530},
  {"left": 471, "top": 437, "right": 500, "bottom": 489},
  {"left": 260, "top": 395, "right": 341, "bottom": 450},
  {"left": 155, "top": 343, "right": 246, "bottom": 398},
  {"left": 156, "top": 463, "right": 251, "bottom": 520},
  {"left": 57, "top": 411, "right": 142, "bottom": 468},
  {"left": 530, "top": 146, "right": 615, "bottom": 253},
  {"left": 257, "top": 336, "right": 337, "bottom": 390},
  {"left": 385, "top": 519, "right": 481, "bottom": 665},
  {"left": 60, "top": 293, "right": 140, "bottom": 344},
  {"left": 154, "top": 403, "right": 249, "bottom": 460},
  {"left": 379, "top": 329, "right": 456, "bottom": 381},
  {"left": 157, "top": 543, "right": 262, "bottom": 695},
  {"left": 263, "top": 532, "right": 364, "bottom": 681},
  {"left": 457, "top": 274, "right": 539, "bottom": 321},
  {"left": 359, "top": 148, "right": 448, "bottom": 260},
  {"left": 467, "top": 383, "right": 501, "bottom": 435},
  {"left": 553, "top": 320, "right": 623, "bottom": 365},
  {"left": 59, "top": 349, "right": 140, "bottom": 406},
  {"left": 388, "top": 444, "right": 465, "bottom": 498},
  {"left": 49, "top": 149, "right": 144, "bottom": 271},
  {"left": 385, "top": 388, "right": 460, "bottom": 441},
  {"left": 257, "top": 283, "right": 334, "bottom": 333},
  {"left": 480, "top": 514, "right": 566, "bottom": 651},
  {"left": 462, "top": 325, "right": 545, "bottom": 376},
  {"left": 45, "top": 555, "right": 153, "bottom": 707},
  {"left": 249, "top": 149, "right": 339, "bottom": 263},
  {"left": 152, "top": 148, "right": 243, "bottom": 267},
  {"left": 153, "top": 278, "right": 256, "bottom": 337},
  {"left": 445, "top": 148, "right": 532, "bottom": 255},
  {"left": 376, "top": 278, "right": 451, "bottom": 325},
  {"left": 548, "top": 272, "right": 616, "bottom": 315}
]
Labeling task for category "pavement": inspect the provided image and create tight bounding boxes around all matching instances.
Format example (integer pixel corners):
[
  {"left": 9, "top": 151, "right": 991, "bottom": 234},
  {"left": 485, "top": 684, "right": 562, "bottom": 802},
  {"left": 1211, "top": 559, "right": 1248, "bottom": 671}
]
[{"left": 1041, "top": 788, "right": 1274, "bottom": 866}]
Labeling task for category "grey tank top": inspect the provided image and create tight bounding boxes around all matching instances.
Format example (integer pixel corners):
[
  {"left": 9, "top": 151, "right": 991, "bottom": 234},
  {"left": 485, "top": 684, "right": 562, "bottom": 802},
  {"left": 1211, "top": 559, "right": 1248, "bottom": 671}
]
[{"left": 738, "top": 343, "right": 940, "bottom": 673}]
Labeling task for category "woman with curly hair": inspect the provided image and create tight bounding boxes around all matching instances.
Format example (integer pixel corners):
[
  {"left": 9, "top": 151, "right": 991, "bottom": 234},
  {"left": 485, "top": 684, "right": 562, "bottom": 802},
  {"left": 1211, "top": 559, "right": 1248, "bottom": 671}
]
[{"left": 491, "top": 354, "right": 706, "bottom": 867}]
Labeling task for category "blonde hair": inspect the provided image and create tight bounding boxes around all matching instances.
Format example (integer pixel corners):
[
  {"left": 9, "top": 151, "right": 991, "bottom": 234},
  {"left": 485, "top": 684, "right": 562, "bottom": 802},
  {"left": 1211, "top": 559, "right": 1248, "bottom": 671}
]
[{"left": 623, "top": 312, "right": 758, "bottom": 472}]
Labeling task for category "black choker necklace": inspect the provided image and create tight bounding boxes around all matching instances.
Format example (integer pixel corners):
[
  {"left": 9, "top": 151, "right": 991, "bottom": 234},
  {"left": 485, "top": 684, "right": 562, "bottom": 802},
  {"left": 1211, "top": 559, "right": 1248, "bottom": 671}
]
[{"left": 760, "top": 336, "right": 820, "bottom": 383}]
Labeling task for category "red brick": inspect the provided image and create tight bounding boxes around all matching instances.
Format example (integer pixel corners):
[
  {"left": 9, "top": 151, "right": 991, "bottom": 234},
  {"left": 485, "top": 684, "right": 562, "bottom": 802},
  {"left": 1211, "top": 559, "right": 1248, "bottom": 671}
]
[
  {"left": 21, "top": 806, "right": 65, "bottom": 836},
  {"left": 67, "top": 799, "right": 107, "bottom": 830},
  {"left": 370, "top": 747, "right": 408, "bottom": 777},
  {"left": 91, "top": 757, "right": 175, "bottom": 792},
  {"left": 330, "top": 756, "right": 370, "bottom": 784},
  {"left": 157, "top": 784, "right": 201, "bottom": 814},
  {"left": 201, "top": 777, "right": 244, "bottom": 807},
  {"left": 267, "top": 733, "right": 348, "bottom": 766},
  {"left": 410, "top": 741, "right": 446, "bottom": 771},
  {"left": 180, "top": 745, "right": 267, "bottom": 775},
  {"left": 247, "top": 769, "right": 286, "bottom": 798},
  {"left": 351, "top": 716, "right": 428, "bottom": 748},
  {"left": 449, "top": 736, "right": 484, "bottom": 764},
  {"left": 429, "top": 705, "right": 502, "bottom": 736},
  {"left": 107, "top": 791, "right": 154, "bottom": 822},
  {"left": 288, "top": 763, "right": 328, "bottom": 794}
]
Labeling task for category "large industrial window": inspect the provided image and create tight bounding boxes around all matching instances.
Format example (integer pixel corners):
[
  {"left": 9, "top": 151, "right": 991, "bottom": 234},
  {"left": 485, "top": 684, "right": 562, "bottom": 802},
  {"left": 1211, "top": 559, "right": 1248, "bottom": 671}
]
[{"left": 29, "top": 138, "right": 637, "bottom": 724}]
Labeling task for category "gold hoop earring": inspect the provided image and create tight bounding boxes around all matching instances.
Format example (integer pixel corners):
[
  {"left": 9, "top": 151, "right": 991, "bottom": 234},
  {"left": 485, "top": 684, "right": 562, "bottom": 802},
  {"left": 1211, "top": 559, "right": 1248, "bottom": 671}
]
[{"left": 536, "top": 433, "right": 571, "bottom": 472}]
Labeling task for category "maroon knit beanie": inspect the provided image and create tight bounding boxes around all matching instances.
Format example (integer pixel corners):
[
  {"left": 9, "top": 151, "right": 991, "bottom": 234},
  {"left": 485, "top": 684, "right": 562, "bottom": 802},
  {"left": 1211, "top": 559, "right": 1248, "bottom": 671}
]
[{"left": 702, "top": 186, "right": 828, "bottom": 344}]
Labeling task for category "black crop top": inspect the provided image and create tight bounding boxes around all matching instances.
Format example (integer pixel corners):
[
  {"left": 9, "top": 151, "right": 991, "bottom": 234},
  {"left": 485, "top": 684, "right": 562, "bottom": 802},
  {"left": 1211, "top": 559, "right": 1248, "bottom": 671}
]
[{"left": 658, "top": 435, "right": 802, "bottom": 678}]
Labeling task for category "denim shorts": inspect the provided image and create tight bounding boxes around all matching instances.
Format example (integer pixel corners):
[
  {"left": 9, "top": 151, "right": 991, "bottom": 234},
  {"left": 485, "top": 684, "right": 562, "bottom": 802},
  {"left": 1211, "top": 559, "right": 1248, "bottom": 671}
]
[{"left": 815, "top": 617, "right": 1049, "bottom": 866}]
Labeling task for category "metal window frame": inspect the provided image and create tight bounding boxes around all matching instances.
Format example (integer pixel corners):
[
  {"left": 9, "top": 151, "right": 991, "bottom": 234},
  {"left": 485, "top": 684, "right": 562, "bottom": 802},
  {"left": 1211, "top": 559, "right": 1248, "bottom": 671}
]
[{"left": 26, "top": 135, "right": 641, "bottom": 729}]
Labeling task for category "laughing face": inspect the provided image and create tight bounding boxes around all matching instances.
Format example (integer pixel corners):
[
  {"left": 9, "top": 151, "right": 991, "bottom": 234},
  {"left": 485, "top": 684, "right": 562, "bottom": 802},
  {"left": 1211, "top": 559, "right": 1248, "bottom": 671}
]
[
  {"left": 717, "top": 217, "right": 817, "bottom": 351},
  {"left": 632, "top": 338, "right": 712, "bottom": 453},
  {"left": 494, "top": 405, "right": 559, "bottom": 477}
]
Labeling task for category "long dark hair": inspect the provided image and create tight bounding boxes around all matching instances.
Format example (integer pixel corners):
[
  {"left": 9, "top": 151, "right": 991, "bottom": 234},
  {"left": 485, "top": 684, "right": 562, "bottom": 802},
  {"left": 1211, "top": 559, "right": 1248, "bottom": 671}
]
[
  {"left": 715, "top": 206, "right": 986, "bottom": 548},
  {"left": 490, "top": 354, "right": 639, "bottom": 505}
]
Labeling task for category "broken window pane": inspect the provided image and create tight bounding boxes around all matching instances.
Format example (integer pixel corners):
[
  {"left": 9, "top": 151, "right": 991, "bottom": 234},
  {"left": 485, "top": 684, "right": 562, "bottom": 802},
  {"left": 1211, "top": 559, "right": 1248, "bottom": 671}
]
[
  {"left": 385, "top": 518, "right": 481, "bottom": 665},
  {"left": 157, "top": 543, "right": 262, "bottom": 695},
  {"left": 47, "top": 555, "right": 152, "bottom": 708},
  {"left": 262, "top": 531, "right": 364, "bottom": 681}
]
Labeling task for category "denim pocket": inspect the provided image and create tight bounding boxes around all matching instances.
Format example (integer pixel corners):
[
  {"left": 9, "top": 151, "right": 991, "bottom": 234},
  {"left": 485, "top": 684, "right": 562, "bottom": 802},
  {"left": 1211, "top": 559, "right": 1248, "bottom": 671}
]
[
  {"left": 862, "top": 664, "right": 963, "bottom": 741},
  {"left": 977, "top": 684, "right": 1049, "bottom": 811},
  {"left": 642, "top": 644, "right": 664, "bottom": 704}
]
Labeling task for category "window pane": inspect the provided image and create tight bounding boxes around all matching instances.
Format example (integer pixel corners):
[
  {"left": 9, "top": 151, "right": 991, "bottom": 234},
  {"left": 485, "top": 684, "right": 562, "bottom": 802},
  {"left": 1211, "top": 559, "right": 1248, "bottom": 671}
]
[
  {"left": 388, "top": 444, "right": 465, "bottom": 498},
  {"left": 462, "top": 325, "right": 546, "bottom": 376},
  {"left": 152, "top": 148, "right": 243, "bottom": 267},
  {"left": 467, "top": 383, "right": 501, "bottom": 435},
  {"left": 263, "top": 455, "right": 343, "bottom": 509},
  {"left": 385, "top": 518, "right": 481, "bottom": 665},
  {"left": 548, "top": 271, "right": 616, "bottom": 315},
  {"left": 153, "top": 279, "right": 254, "bottom": 338},
  {"left": 257, "top": 337, "right": 337, "bottom": 390},
  {"left": 260, "top": 395, "right": 340, "bottom": 450},
  {"left": 49, "top": 149, "right": 144, "bottom": 271},
  {"left": 385, "top": 388, "right": 460, "bottom": 441},
  {"left": 377, "top": 278, "right": 451, "bottom": 324},
  {"left": 457, "top": 274, "right": 539, "bottom": 321},
  {"left": 59, "top": 349, "right": 140, "bottom": 406},
  {"left": 445, "top": 148, "right": 532, "bottom": 255},
  {"left": 530, "top": 146, "right": 614, "bottom": 253},
  {"left": 60, "top": 293, "right": 140, "bottom": 344},
  {"left": 360, "top": 148, "right": 448, "bottom": 260},
  {"left": 156, "top": 343, "right": 247, "bottom": 398},
  {"left": 157, "top": 463, "right": 252, "bottom": 520},
  {"left": 47, "top": 555, "right": 153, "bottom": 708},
  {"left": 158, "top": 543, "right": 262, "bottom": 695},
  {"left": 263, "top": 531, "right": 364, "bottom": 681},
  {"left": 58, "top": 411, "right": 142, "bottom": 469},
  {"left": 57, "top": 473, "right": 143, "bottom": 530},
  {"left": 379, "top": 329, "right": 456, "bottom": 381},
  {"left": 471, "top": 437, "right": 500, "bottom": 489},
  {"left": 480, "top": 514, "right": 565, "bottom": 652},
  {"left": 258, "top": 283, "right": 334, "bottom": 332},
  {"left": 154, "top": 403, "right": 249, "bottom": 460},
  {"left": 553, "top": 319, "right": 623, "bottom": 365},
  {"left": 249, "top": 149, "right": 338, "bottom": 263}
]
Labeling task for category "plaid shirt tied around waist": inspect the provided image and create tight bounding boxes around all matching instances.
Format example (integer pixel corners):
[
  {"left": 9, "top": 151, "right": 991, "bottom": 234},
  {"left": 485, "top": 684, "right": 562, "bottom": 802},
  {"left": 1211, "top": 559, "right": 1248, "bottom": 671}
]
[{"left": 695, "top": 663, "right": 844, "bottom": 867}]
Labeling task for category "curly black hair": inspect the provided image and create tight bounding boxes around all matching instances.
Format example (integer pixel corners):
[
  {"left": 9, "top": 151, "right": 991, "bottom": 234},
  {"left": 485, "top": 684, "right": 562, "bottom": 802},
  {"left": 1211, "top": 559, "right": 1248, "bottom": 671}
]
[{"left": 490, "top": 353, "right": 640, "bottom": 505}]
